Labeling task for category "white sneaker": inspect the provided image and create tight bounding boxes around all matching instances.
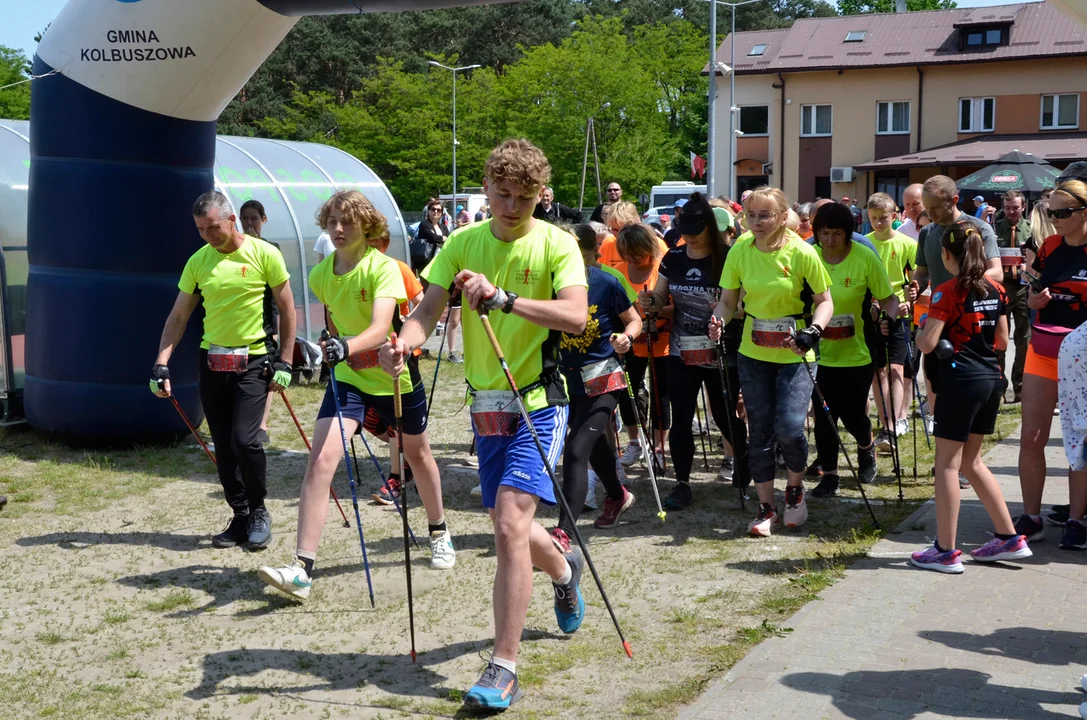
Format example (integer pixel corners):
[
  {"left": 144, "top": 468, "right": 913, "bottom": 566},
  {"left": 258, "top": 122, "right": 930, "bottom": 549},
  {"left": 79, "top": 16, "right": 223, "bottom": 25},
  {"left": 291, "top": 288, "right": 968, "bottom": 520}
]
[
  {"left": 895, "top": 418, "right": 909, "bottom": 436},
  {"left": 925, "top": 417, "right": 934, "bottom": 436},
  {"left": 429, "top": 530, "right": 456, "bottom": 570},
  {"left": 258, "top": 559, "right": 312, "bottom": 601},
  {"left": 620, "top": 443, "right": 642, "bottom": 467},
  {"left": 470, "top": 484, "right": 482, "bottom": 498},
  {"left": 585, "top": 470, "right": 599, "bottom": 510},
  {"left": 717, "top": 457, "right": 734, "bottom": 482},
  {"left": 748, "top": 505, "right": 781, "bottom": 538},
  {"left": 783, "top": 487, "right": 808, "bottom": 529},
  {"left": 466, "top": 455, "right": 479, "bottom": 469}
]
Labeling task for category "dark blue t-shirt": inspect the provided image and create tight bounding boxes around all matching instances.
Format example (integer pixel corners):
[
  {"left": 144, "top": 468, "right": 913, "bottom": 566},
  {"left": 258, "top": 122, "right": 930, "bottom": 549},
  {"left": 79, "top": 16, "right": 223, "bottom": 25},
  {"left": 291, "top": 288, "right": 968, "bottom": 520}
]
[{"left": 559, "top": 266, "right": 633, "bottom": 395}]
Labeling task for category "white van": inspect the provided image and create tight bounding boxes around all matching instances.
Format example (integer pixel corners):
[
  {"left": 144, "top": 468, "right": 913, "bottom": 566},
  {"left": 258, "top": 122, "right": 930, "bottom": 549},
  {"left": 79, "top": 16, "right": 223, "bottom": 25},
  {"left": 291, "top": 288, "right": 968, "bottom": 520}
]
[
  {"left": 440, "top": 188, "right": 488, "bottom": 221},
  {"left": 649, "top": 181, "right": 706, "bottom": 210}
]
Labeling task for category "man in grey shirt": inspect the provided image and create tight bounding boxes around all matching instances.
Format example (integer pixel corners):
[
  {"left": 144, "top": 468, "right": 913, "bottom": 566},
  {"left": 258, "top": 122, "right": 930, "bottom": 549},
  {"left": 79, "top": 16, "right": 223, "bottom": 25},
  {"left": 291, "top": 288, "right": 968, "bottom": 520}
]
[{"left": 914, "top": 175, "right": 1003, "bottom": 292}]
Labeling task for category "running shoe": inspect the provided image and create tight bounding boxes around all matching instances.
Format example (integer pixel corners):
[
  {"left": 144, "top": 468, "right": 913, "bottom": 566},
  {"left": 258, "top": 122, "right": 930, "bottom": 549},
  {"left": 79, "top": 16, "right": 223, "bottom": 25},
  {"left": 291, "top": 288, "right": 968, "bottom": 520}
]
[
  {"left": 858, "top": 443, "right": 877, "bottom": 484},
  {"left": 464, "top": 661, "right": 521, "bottom": 711},
  {"left": 783, "top": 486, "right": 808, "bottom": 529},
  {"left": 717, "top": 457, "right": 735, "bottom": 482},
  {"left": 447, "top": 352, "right": 464, "bottom": 364},
  {"left": 466, "top": 456, "right": 479, "bottom": 469},
  {"left": 245, "top": 507, "right": 272, "bottom": 551},
  {"left": 970, "top": 535, "right": 1032, "bottom": 562},
  {"left": 429, "top": 530, "right": 457, "bottom": 570},
  {"left": 469, "top": 483, "right": 483, "bottom": 498},
  {"left": 595, "top": 487, "right": 635, "bottom": 529},
  {"left": 748, "top": 503, "right": 781, "bottom": 538},
  {"left": 258, "top": 559, "right": 312, "bottom": 600},
  {"left": 959, "top": 474, "right": 972, "bottom": 490},
  {"left": 584, "top": 470, "right": 599, "bottom": 511},
  {"left": 620, "top": 443, "right": 643, "bottom": 467},
  {"left": 212, "top": 513, "right": 250, "bottom": 548},
  {"left": 662, "top": 482, "right": 692, "bottom": 510},
  {"left": 895, "top": 418, "right": 909, "bottom": 437},
  {"left": 550, "top": 527, "right": 571, "bottom": 554},
  {"left": 1059, "top": 519, "right": 1087, "bottom": 550},
  {"left": 805, "top": 461, "right": 823, "bottom": 478},
  {"left": 1047, "top": 504, "right": 1070, "bottom": 527},
  {"left": 372, "top": 474, "right": 404, "bottom": 505},
  {"left": 553, "top": 550, "right": 585, "bottom": 634},
  {"left": 876, "top": 430, "right": 893, "bottom": 452},
  {"left": 910, "top": 545, "right": 964, "bottom": 574},
  {"left": 1013, "top": 514, "right": 1046, "bottom": 542},
  {"left": 925, "top": 417, "right": 934, "bottom": 436},
  {"left": 810, "top": 474, "right": 840, "bottom": 498},
  {"left": 652, "top": 450, "right": 666, "bottom": 475}
]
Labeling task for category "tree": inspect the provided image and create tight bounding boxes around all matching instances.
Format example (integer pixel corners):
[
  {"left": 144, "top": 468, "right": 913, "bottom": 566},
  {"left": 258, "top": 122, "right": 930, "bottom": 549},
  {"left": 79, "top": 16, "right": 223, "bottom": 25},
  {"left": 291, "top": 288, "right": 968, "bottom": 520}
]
[
  {"left": 0, "top": 46, "right": 31, "bottom": 121},
  {"left": 838, "top": 0, "right": 954, "bottom": 14}
]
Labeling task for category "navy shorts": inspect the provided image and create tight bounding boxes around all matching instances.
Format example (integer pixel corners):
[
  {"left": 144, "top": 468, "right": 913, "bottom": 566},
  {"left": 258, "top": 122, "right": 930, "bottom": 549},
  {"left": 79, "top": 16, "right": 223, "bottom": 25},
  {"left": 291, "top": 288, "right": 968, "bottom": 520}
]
[
  {"left": 318, "top": 379, "right": 429, "bottom": 435},
  {"left": 475, "top": 404, "right": 568, "bottom": 509}
]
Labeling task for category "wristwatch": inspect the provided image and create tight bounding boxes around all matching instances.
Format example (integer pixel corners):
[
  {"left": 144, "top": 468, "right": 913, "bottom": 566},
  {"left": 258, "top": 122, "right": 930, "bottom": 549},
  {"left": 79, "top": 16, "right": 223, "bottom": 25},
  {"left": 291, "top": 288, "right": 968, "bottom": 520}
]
[{"left": 502, "top": 291, "right": 518, "bottom": 314}]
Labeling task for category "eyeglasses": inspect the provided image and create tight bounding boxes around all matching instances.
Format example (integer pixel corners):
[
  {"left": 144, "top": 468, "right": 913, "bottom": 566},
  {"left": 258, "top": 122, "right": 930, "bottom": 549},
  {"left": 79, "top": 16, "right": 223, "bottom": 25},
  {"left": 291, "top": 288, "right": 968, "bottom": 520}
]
[
  {"left": 747, "top": 212, "right": 779, "bottom": 224},
  {"left": 429, "top": 207, "right": 442, "bottom": 213},
  {"left": 1046, "top": 206, "right": 1087, "bottom": 220}
]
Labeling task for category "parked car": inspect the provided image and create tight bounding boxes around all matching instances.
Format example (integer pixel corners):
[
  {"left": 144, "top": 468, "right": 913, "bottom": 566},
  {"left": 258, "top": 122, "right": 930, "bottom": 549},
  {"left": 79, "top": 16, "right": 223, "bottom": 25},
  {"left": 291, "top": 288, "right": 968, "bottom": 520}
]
[{"left": 642, "top": 206, "right": 674, "bottom": 222}]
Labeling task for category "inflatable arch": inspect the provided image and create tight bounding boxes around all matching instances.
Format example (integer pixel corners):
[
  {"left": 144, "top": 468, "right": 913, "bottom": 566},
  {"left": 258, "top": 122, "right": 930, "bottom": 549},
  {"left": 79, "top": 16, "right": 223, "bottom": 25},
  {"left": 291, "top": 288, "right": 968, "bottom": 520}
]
[{"left": 27, "top": 0, "right": 513, "bottom": 445}]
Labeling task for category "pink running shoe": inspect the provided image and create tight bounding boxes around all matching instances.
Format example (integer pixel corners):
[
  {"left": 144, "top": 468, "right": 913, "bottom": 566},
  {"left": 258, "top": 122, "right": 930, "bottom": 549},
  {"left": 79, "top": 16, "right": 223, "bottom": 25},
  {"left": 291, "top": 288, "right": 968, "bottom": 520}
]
[
  {"left": 550, "top": 528, "right": 572, "bottom": 554},
  {"left": 911, "top": 545, "right": 964, "bottom": 574},
  {"left": 594, "top": 488, "right": 635, "bottom": 529},
  {"left": 970, "top": 535, "right": 1032, "bottom": 563}
]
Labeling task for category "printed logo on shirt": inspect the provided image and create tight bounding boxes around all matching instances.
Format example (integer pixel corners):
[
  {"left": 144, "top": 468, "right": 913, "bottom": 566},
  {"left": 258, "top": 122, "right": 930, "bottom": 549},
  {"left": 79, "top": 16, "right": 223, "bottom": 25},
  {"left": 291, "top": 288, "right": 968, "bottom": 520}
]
[
  {"left": 235, "top": 265, "right": 249, "bottom": 278},
  {"left": 932, "top": 291, "right": 943, "bottom": 304},
  {"left": 782, "top": 265, "right": 791, "bottom": 278},
  {"left": 519, "top": 267, "right": 542, "bottom": 285},
  {"left": 685, "top": 268, "right": 703, "bottom": 283},
  {"left": 843, "top": 276, "right": 853, "bottom": 288},
  {"left": 359, "top": 288, "right": 369, "bottom": 303}
]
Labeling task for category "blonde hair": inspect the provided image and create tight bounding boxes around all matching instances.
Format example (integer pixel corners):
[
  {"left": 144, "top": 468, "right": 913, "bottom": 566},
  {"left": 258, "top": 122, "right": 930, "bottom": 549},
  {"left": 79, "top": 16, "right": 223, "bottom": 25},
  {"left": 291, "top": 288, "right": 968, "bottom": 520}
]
[
  {"left": 317, "top": 190, "right": 387, "bottom": 241},
  {"left": 484, "top": 138, "right": 552, "bottom": 191},
  {"left": 743, "top": 186, "right": 791, "bottom": 244},
  {"left": 604, "top": 201, "right": 640, "bottom": 229},
  {"left": 867, "top": 192, "right": 897, "bottom": 214},
  {"left": 1052, "top": 178, "right": 1087, "bottom": 208},
  {"left": 616, "top": 224, "right": 662, "bottom": 264},
  {"left": 1030, "top": 201, "right": 1057, "bottom": 245}
]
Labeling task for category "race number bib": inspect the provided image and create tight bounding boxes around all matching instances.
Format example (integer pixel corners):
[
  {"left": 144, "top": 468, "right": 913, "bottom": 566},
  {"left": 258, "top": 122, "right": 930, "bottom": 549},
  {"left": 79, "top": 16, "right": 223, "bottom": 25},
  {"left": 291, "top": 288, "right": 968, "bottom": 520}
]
[
  {"left": 580, "top": 357, "right": 627, "bottom": 397},
  {"left": 751, "top": 318, "right": 797, "bottom": 349},
  {"left": 675, "top": 335, "right": 717, "bottom": 366},
  {"left": 999, "top": 248, "right": 1024, "bottom": 266},
  {"left": 207, "top": 344, "right": 249, "bottom": 372},
  {"left": 471, "top": 390, "right": 520, "bottom": 437},
  {"left": 822, "top": 314, "right": 856, "bottom": 341},
  {"left": 346, "top": 349, "right": 380, "bottom": 371}
]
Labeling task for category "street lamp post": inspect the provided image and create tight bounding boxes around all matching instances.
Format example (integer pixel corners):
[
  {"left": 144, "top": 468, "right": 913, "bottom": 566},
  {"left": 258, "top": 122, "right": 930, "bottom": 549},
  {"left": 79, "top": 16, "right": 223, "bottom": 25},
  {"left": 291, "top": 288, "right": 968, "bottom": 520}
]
[{"left": 428, "top": 61, "right": 481, "bottom": 215}]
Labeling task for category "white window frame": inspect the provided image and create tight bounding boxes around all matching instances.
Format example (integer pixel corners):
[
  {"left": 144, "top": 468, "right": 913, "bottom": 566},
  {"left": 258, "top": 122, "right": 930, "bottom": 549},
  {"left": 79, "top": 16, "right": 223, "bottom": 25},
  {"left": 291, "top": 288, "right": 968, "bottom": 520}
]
[
  {"left": 1040, "top": 94, "right": 1080, "bottom": 130},
  {"left": 738, "top": 105, "right": 770, "bottom": 137},
  {"left": 876, "top": 100, "right": 911, "bottom": 135},
  {"left": 800, "top": 104, "right": 833, "bottom": 137},
  {"left": 958, "top": 97, "right": 996, "bottom": 133},
  {"left": 748, "top": 43, "right": 767, "bottom": 56}
]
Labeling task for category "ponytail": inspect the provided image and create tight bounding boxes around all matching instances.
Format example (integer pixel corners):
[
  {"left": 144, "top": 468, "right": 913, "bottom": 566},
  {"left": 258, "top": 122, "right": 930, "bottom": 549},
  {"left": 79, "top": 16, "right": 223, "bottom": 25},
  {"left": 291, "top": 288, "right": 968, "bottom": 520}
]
[{"left": 941, "top": 221, "right": 989, "bottom": 298}]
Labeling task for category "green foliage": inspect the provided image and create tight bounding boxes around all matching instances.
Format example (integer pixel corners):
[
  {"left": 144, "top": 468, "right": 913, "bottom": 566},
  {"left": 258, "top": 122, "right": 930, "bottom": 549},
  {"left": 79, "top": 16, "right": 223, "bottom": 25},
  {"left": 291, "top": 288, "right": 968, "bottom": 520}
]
[
  {"left": 0, "top": 46, "right": 31, "bottom": 121},
  {"left": 838, "top": 0, "right": 955, "bottom": 15}
]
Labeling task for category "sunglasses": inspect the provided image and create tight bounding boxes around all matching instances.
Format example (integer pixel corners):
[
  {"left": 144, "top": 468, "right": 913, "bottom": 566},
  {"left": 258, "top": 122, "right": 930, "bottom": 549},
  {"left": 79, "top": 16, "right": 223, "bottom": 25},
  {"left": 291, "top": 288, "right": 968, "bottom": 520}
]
[{"left": 1046, "top": 206, "right": 1087, "bottom": 220}]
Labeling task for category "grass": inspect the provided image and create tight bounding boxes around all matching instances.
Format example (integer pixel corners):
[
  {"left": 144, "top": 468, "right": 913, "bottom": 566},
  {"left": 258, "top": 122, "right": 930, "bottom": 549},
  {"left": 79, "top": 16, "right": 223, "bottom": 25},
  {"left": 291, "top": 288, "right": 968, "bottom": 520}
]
[{"left": 145, "top": 589, "right": 195, "bottom": 613}]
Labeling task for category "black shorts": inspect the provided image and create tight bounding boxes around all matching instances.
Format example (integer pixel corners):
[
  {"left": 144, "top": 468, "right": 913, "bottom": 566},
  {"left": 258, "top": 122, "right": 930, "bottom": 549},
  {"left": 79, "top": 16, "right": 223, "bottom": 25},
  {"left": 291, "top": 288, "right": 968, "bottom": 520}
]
[
  {"left": 924, "top": 352, "right": 941, "bottom": 396},
  {"left": 872, "top": 317, "right": 916, "bottom": 379},
  {"left": 932, "top": 376, "right": 1002, "bottom": 442}
]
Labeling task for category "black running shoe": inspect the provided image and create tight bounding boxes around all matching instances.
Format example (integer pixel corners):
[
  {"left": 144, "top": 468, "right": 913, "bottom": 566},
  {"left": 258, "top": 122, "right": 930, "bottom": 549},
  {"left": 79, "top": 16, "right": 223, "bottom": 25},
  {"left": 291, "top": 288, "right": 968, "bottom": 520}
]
[
  {"left": 805, "top": 461, "right": 824, "bottom": 478},
  {"left": 0, "top": 495, "right": 7, "bottom": 510},
  {"left": 858, "top": 444, "right": 877, "bottom": 485},
  {"left": 662, "top": 482, "right": 693, "bottom": 510},
  {"left": 246, "top": 507, "right": 272, "bottom": 551},
  {"left": 212, "top": 513, "right": 250, "bottom": 548},
  {"left": 810, "top": 474, "right": 840, "bottom": 498},
  {"left": 1059, "top": 519, "right": 1087, "bottom": 550},
  {"left": 1047, "top": 504, "right": 1070, "bottom": 527},
  {"left": 1013, "top": 514, "right": 1045, "bottom": 543}
]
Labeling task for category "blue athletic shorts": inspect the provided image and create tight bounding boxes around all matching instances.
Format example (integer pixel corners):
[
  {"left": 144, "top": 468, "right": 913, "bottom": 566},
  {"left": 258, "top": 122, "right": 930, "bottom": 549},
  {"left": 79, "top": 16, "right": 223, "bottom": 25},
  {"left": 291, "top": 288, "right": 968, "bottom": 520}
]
[
  {"left": 475, "top": 404, "right": 568, "bottom": 509},
  {"left": 317, "top": 379, "right": 429, "bottom": 435}
]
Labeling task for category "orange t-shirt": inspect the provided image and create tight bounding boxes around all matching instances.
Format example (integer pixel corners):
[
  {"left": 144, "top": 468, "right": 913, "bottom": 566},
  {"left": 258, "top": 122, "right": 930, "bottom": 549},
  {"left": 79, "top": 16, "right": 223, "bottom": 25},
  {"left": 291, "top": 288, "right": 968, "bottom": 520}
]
[
  {"left": 395, "top": 259, "right": 424, "bottom": 357},
  {"left": 615, "top": 261, "right": 670, "bottom": 358},
  {"left": 600, "top": 234, "right": 669, "bottom": 269}
]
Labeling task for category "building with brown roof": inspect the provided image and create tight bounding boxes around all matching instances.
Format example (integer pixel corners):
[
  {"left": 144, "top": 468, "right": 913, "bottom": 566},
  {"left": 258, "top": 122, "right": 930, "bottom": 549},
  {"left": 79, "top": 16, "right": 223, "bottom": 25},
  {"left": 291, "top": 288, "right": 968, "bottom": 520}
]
[{"left": 713, "top": 0, "right": 1087, "bottom": 207}]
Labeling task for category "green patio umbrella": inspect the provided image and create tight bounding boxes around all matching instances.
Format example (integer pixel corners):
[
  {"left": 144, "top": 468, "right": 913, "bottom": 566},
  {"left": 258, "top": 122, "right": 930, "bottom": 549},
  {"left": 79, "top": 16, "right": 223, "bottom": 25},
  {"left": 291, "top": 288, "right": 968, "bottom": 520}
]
[{"left": 956, "top": 150, "right": 1062, "bottom": 197}]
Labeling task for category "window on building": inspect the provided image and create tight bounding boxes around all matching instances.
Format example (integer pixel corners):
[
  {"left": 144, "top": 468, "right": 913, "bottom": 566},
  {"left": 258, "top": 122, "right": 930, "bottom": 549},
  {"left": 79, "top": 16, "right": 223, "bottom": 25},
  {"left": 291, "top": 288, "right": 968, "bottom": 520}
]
[
  {"left": 958, "top": 97, "right": 995, "bottom": 133},
  {"left": 876, "top": 101, "right": 910, "bottom": 134},
  {"left": 844, "top": 30, "right": 866, "bottom": 42},
  {"left": 749, "top": 43, "right": 767, "bottom": 56},
  {"left": 739, "top": 105, "right": 769, "bottom": 136},
  {"left": 1041, "top": 94, "right": 1079, "bottom": 130},
  {"left": 963, "top": 26, "right": 1006, "bottom": 48},
  {"left": 801, "top": 104, "right": 832, "bottom": 137}
]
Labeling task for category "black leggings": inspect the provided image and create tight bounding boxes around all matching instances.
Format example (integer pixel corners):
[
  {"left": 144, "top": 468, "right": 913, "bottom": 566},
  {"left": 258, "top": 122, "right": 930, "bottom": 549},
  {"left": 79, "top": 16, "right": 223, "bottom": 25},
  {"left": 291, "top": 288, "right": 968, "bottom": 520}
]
[
  {"left": 812, "top": 363, "right": 875, "bottom": 473},
  {"left": 618, "top": 354, "right": 671, "bottom": 432},
  {"left": 559, "top": 391, "right": 623, "bottom": 535},
  {"left": 667, "top": 356, "right": 748, "bottom": 485}
]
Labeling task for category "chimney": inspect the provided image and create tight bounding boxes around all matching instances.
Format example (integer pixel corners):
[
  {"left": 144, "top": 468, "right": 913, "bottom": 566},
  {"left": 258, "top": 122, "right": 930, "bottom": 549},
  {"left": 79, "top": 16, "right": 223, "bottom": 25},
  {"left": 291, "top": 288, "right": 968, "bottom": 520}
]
[{"left": 896, "top": 0, "right": 907, "bottom": 12}]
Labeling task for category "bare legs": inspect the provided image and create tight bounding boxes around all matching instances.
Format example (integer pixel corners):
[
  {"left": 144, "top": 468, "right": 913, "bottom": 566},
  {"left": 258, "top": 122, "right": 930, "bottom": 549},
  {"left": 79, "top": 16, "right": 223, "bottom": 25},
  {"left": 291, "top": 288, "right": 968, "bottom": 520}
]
[{"left": 934, "top": 433, "right": 1016, "bottom": 550}]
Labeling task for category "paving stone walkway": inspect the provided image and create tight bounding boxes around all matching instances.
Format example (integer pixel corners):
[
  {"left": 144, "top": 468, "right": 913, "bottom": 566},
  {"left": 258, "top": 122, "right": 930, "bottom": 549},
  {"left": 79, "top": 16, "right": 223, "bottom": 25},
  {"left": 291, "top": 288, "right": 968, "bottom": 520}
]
[{"left": 680, "top": 423, "right": 1087, "bottom": 720}]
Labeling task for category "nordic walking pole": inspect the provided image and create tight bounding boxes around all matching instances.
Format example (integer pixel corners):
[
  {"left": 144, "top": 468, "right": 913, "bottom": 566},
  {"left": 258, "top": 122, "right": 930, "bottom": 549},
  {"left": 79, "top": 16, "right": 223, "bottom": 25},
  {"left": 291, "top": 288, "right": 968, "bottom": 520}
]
[
  {"left": 169, "top": 396, "right": 216, "bottom": 466},
  {"left": 427, "top": 287, "right": 455, "bottom": 417},
  {"left": 711, "top": 320, "right": 749, "bottom": 511},
  {"left": 280, "top": 391, "right": 350, "bottom": 528},
  {"left": 616, "top": 348, "right": 665, "bottom": 522},
  {"left": 480, "top": 313, "right": 633, "bottom": 659},
  {"left": 643, "top": 286, "right": 666, "bottom": 474},
  {"left": 354, "top": 427, "right": 420, "bottom": 547},
  {"left": 882, "top": 321, "right": 904, "bottom": 502},
  {"left": 322, "top": 336, "right": 376, "bottom": 608},
  {"left": 901, "top": 324, "right": 932, "bottom": 450},
  {"left": 696, "top": 385, "right": 711, "bottom": 470},
  {"left": 392, "top": 363, "right": 417, "bottom": 664},
  {"left": 795, "top": 349, "right": 881, "bottom": 529}
]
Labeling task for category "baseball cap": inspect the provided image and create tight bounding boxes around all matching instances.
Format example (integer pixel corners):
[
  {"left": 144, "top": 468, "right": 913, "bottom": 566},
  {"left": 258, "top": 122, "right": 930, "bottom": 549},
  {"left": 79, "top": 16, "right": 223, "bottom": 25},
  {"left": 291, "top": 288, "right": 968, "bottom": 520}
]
[
  {"left": 674, "top": 206, "right": 713, "bottom": 237},
  {"left": 972, "top": 195, "right": 985, "bottom": 203},
  {"left": 1057, "top": 161, "right": 1087, "bottom": 184},
  {"left": 712, "top": 206, "right": 733, "bottom": 232},
  {"left": 660, "top": 214, "right": 671, "bottom": 222},
  {"left": 456, "top": 205, "right": 464, "bottom": 211},
  {"left": 673, "top": 199, "right": 688, "bottom": 209}
]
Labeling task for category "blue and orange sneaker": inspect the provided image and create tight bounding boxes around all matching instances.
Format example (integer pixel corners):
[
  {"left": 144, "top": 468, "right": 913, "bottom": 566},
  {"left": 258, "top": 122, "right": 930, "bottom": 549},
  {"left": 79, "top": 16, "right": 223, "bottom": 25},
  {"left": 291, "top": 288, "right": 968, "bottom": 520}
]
[
  {"left": 553, "top": 549, "right": 585, "bottom": 634},
  {"left": 970, "top": 535, "right": 1032, "bottom": 562},
  {"left": 464, "top": 661, "right": 521, "bottom": 711},
  {"left": 910, "top": 544, "right": 964, "bottom": 574}
]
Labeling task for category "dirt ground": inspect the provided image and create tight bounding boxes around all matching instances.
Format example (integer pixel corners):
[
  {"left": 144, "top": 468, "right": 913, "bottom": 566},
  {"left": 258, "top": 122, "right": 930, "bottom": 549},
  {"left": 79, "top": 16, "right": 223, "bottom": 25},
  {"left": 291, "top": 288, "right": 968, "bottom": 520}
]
[{"left": 0, "top": 359, "right": 1020, "bottom": 719}]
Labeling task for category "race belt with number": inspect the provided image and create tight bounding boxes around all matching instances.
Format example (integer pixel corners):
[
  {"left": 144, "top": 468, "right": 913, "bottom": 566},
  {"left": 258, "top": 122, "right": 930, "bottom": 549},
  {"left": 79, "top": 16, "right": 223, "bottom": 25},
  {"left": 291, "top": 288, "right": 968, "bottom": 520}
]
[
  {"left": 207, "top": 344, "right": 249, "bottom": 372},
  {"left": 347, "top": 349, "right": 380, "bottom": 371},
  {"left": 750, "top": 317, "right": 797, "bottom": 349},
  {"left": 580, "top": 357, "right": 627, "bottom": 397},
  {"left": 822, "top": 313, "right": 856, "bottom": 341},
  {"left": 999, "top": 248, "right": 1024, "bottom": 267},
  {"left": 470, "top": 390, "right": 520, "bottom": 437},
  {"left": 674, "top": 334, "right": 717, "bottom": 366}
]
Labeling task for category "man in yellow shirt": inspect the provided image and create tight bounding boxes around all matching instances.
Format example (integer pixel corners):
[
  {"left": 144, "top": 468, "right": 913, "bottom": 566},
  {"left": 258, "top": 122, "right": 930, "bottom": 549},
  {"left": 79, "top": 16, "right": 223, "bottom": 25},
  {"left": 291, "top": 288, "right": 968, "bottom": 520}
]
[
  {"left": 151, "top": 191, "right": 296, "bottom": 551},
  {"left": 380, "top": 140, "right": 588, "bottom": 712}
]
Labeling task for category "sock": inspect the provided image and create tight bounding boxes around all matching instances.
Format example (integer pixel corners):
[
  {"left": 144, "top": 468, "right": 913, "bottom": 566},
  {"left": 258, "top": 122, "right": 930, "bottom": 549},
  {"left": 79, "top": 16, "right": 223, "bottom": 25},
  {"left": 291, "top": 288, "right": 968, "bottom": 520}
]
[
  {"left": 296, "top": 549, "right": 316, "bottom": 575},
  {"left": 994, "top": 532, "right": 1017, "bottom": 541},
  {"left": 555, "top": 559, "right": 572, "bottom": 586},
  {"left": 492, "top": 656, "right": 517, "bottom": 675},
  {"left": 429, "top": 516, "right": 447, "bottom": 535},
  {"left": 934, "top": 540, "right": 949, "bottom": 553}
]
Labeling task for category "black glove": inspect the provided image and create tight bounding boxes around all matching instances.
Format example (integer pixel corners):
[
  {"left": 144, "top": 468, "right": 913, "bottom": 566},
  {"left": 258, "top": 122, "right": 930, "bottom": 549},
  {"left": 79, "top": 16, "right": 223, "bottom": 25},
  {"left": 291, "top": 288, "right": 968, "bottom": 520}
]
[
  {"left": 793, "top": 324, "right": 822, "bottom": 352},
  {"left": 323, "top": 336, "right": 350, "bottom": 366},
  {"left": 934, "top": 339, "right": 955, "bottom": 360},
  {"left": 149, "top": 364, "right": 169, "bottom": 395}
]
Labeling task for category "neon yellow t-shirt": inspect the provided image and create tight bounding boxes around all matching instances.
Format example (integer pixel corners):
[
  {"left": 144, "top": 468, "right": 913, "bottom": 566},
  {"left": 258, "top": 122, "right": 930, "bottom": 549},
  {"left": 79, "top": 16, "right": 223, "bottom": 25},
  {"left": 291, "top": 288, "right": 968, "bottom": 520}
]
[
  {"left": 600, "top": 264, "right": 638, "bottom": 303},
  {"left": 720, "top": 235, "right": 831, "bottom": 364},
  {"left": 866, "top": 231, "right": 917, "bottom": 303},
  {"left": 309, "top": 246, "right": 408, "bottom": 396},
  {"left": 424, "top": 219, "right": 588, "bottom": 412},
  {"left": 817, "top": 243, "right": 893, "bottom": 368},
  {"left": 178, "top": 236, "right": 289, "bottom": 356}
]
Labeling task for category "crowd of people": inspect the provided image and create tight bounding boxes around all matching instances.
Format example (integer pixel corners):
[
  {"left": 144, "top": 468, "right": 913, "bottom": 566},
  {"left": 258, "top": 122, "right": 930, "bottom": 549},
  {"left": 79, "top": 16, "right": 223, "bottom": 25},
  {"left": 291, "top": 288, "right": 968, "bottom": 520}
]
[{"left": 148, "top": 137, "right": 1087, "bottom": 710}]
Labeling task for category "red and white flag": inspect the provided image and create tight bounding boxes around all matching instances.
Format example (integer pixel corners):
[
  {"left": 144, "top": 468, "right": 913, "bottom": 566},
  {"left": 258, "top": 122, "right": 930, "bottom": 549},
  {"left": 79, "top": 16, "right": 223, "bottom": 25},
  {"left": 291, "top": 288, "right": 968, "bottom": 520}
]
[{"left": 690, "top": 152, "right": 706, "bottom": 179}]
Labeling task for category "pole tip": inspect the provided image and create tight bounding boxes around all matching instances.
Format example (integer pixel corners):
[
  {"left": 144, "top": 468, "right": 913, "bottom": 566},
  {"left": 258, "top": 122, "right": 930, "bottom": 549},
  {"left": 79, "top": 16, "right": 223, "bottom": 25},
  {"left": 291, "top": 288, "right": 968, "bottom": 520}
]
[
  {"left": 657, "top": 511, "right": 667, "bottom": 523},
  {"left": 343, "top": 520, "right": 351, "bottom": 528},
  {"left": 623, "top": 641, "right": 633, "bottom": 659},
  {"left": 411, "top": 650, "right": 417, "bottom": 664}
]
